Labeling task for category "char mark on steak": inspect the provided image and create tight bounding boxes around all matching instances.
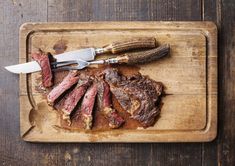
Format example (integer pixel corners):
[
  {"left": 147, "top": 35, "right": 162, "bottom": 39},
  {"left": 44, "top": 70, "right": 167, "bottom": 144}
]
[
  {"left": 55, "top": 76, "right": 92, "bottom": 123},
  {"left": 78, "top": 82, "right": 98, "bottom": 129},
  {"left": 32, "top": 50, "right": 54, "bottom": 88},
  {"left": 104, "top": 68, "right": 163, "bottom": 127},
  {"left": 47, "top": 70, "right": 79, "bottom": 105},
  {"left": 97, "top": 80, "right": 124, "bottom": 128}
]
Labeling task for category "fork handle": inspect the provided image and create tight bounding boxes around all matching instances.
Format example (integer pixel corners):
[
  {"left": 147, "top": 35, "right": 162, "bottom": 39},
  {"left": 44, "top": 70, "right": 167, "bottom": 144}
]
[
  {"left": 107, "top": 44, "right": 170, "bottom": 65},
  {"left": 97, "top": 37, "right": 157, "bottom": 54}
]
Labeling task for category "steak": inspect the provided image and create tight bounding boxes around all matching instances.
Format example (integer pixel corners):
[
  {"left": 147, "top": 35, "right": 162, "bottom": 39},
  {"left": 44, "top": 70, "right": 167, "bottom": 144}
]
[
  {"left": 97, "top": 81, "right": 124, "bottom": 128},
  {"left": 103, "top": 68, "right": 123, "bottom": 85},
  {"left": 121, "top": 82, "right": 160, "bottom": 127},
  {"left": 104, "top": 68, "right": 163, "bottom": 127},
  {"left": 55, "top": 77, "right": 92, "bottom": 123},
  {"left": 109, "top": 87, "right": 130, "bottom": 110},
  {"left": 123, "top": 74, "right": 163, "bottom": 104},
  {"left": 32, "top": 50, "right": 53, "bottom": 87},
  {"left": 78, "top": 82, "right": 98, "bottom": 129},
  {"left": 47, "top": 71, "right": 79, "bottom": 105},
  {"left": 110, "top": 86, "right": 140, "bottom": 115}
]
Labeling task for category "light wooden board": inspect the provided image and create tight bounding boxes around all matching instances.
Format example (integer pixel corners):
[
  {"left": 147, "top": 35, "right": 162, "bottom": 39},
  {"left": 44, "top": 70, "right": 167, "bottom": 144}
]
[{"left": 19, "top": 22, "right": 217, "bottom": 142}]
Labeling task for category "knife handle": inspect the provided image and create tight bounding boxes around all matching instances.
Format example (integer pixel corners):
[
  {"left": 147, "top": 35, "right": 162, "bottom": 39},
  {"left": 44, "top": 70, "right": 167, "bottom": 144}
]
[
  {"left": 99, "top": 37, "right": 157, "bottom": 54},
  {"left": 109, "top": 44, "right": 170, "bottom": 65}
]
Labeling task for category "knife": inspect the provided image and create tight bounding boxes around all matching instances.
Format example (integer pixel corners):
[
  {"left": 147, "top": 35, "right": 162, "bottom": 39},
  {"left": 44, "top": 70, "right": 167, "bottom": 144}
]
[{"left": 5, "top": 37, "right": 156, "bottom": 74}]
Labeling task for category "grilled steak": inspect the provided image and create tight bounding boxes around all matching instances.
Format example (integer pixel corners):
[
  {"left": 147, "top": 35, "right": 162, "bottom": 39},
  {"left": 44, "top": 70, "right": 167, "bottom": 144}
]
[
  {"left": 32, "top": 50, "right": 53, "bottom": 87},
  {"left": 121, "top": 82, "right": 161, "bottom": 127},
  {"left": 110, "top": 86, "right": 140, "bottom": 115},
  {"left": 104, "top": 68, "right": 163, "bottom": 127},
  {"left": 124, "top": 74, "right": 163, "bottom": 102},
  {"left": 103, "top": 68, "right": 123, "bottom": 85},
  {"left": 47, "top": 71, "right": 79, "bottom": 105},
  {"left": 97, "top": 81, "right": 124, "bottom": 128},
  {"left": 78, "top": 82, "right": 98, "bottom": 129},
  {"left": 55, "top": 77, "right": 92, "bottom": 122}
]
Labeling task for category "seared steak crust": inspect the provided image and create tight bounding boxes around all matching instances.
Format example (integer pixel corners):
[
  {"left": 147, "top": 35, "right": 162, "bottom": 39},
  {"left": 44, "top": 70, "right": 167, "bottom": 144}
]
[{"left": 104, "top": 68, "right": 163, "bottom": 127}]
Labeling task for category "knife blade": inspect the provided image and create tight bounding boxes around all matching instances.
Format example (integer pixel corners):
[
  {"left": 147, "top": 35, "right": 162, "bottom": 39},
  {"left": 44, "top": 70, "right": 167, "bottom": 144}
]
[
  {"left": 5, "top": 37, "right": 157, "bottom": 74},
  {"left": 5, "top": 48, "right": 96, "bottom": 74}
]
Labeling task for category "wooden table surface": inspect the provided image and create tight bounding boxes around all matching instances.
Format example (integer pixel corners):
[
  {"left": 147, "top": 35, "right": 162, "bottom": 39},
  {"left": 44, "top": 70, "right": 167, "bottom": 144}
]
[{"left": 0, "top": 0, "right": 234, "bottom": 165}]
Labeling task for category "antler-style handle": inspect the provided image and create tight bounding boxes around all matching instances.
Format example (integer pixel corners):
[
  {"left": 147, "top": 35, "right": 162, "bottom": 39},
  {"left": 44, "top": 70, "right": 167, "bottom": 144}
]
[
  {"left": 101, "top": 37, "right": 157, "bottom": 54},
  {"left": 109, "top": 44, "right": 170, "bottom": 65}
]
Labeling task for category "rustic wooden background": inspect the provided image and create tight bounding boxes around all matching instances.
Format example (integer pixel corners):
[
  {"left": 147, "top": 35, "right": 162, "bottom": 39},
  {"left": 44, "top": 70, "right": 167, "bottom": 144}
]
[{"left": 0, "top": 0, "right": 234, "bottom": 165}]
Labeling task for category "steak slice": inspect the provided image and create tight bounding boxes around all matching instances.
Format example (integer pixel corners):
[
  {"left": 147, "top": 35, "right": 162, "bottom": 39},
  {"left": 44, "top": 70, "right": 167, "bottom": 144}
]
[
  {"left": 110, "top": 87, "right": 130, "bottom": 110},
  {"left": 79, "top": 82, "right": 98, "bottom": 129},
  {"left": 32, "top": 50, "right": 53, "bottom": 87},
  {"left": 125, "top": 74, "right": 163, "bottom": 102},
  {"left": 122, "top": 85, "right": 160, "bottom": 127},
  {"left": 104, "top": 68, "right": 163, "bottom": 127},
  {"left": 47, "top": 70, "right": 79, "bottom": 105},
  {"left": 55, "top": 77, "right": 92, "bottom": 123},
  {"left": 97, "top": 81, "right": 124, "bottom": 128}
]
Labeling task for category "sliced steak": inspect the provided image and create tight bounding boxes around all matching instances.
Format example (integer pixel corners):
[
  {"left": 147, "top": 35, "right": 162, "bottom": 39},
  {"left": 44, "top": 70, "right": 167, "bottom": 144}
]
[
  {"left": 97, "top": 81, "right": 124, "bottom": 128},
  {"left": 125, "top": 74, "right": 163, "bottom": 102},
  {"left": 109, "top": 86, "right": 132, "bottom": 111},
  {"left": 103, "top": 68, "right": 122, "bottom": 85},
  {"left": 122, "top": 85, "right": 160, "bottom": 127},
  {"left": 55, "top": 77, "right": 92, "bottom": 122},
  {"left": 104, "top": 68, "right": 163, "bottom": 127},
  {"left": 79, "top": 82, "right": 98, "bottom": 129},
  {"left": 32, "top": 50, "right": 53, "bottom": 87},
  {"left": 47, "top": 70, "right": 79, "bottom": 105}
]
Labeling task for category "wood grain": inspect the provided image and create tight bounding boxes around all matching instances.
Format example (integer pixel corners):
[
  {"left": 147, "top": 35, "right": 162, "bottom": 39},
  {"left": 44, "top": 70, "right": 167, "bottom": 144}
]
[
  {"left": 47, "top": 0, "right": 201, "bottom": 21},
  {"left": 218, "top": 0, "right": 235, "bottom": 165}
]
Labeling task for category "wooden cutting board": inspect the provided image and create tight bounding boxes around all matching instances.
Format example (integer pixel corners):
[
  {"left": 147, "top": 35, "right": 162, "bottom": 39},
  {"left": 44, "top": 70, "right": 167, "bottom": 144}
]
[{"left": 19, "top": 22, "right": 217, "bottom": 142}]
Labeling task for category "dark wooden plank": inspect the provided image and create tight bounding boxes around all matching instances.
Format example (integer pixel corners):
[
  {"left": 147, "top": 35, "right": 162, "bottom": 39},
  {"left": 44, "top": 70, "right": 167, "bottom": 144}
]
[
  {"left": 48, "top": 0, "right": 92, "bottom": 21},
  {"left": 55, "top": 143, "right": 153, "bottom": 165},
  {"left": 152, "top": 144, "right": 202, "bottom": 166},
  {"left": 48, "top": 0, "right": 201, "bottom": 21},
  {"left": 217, "top": 0, "right": 235, "bottom": 165},
  {"left": 202, "top": 0, "right": 218, "bottom": 21},
  {"left": 91, "top": 0, "right": 201, "bottom": 21},
  {"left": 201, "top": 140, "right": 218, "bottom": 166}
]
